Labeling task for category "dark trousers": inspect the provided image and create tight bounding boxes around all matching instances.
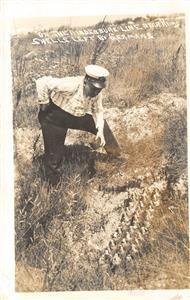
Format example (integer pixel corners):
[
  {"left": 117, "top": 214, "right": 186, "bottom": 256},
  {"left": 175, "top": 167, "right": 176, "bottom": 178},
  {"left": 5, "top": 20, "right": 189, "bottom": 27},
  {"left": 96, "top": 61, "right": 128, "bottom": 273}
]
[{"left": 38, "top": 102, "right": 120, "bottom": 185}]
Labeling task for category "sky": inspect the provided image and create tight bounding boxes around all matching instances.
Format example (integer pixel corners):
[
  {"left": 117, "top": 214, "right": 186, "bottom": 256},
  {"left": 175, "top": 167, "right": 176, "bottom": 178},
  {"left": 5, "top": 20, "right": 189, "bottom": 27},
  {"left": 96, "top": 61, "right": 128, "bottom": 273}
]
[{"left": 11, "top": 15, "right": 132, "bottom": 34}]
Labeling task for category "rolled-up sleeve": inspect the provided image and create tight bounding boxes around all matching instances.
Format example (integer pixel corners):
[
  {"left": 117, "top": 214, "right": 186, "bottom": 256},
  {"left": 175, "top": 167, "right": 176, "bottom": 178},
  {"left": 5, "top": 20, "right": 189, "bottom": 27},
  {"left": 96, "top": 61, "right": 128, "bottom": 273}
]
[{"left": 36, "top": 76, "right": 52, "bottom": 104}]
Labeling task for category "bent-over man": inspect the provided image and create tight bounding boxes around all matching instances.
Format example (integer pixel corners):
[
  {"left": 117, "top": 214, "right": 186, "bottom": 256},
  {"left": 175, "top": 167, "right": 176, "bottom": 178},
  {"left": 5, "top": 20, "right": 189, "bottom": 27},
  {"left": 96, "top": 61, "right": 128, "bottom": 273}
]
[{"left": 36, "top": 64, "right": 120, "bottom": 185}]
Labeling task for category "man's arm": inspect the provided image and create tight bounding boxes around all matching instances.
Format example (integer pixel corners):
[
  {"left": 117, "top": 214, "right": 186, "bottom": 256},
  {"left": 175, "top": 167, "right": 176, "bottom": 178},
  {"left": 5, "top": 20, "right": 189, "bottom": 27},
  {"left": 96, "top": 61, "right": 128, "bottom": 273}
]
[{"left": 92, "top": 93, "right": 105, "bottom": 147}]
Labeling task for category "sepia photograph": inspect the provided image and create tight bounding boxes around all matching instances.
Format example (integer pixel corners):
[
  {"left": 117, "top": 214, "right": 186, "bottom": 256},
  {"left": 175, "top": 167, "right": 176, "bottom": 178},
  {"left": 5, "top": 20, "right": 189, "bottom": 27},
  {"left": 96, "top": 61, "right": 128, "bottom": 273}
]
[{"left": 11, "top": 11, "right": 188, "bottom": 293}]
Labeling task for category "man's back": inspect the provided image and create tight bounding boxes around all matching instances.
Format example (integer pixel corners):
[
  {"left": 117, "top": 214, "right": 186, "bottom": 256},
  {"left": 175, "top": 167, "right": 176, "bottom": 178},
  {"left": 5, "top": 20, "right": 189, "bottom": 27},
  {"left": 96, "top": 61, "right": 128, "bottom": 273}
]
[{"left": 36, "top": 75, "right": 103, "bottom": 117}]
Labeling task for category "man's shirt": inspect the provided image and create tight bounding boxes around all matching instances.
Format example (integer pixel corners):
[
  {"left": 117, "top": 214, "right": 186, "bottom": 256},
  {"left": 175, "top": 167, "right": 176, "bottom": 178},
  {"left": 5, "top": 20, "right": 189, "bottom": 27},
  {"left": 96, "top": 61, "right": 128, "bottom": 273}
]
[{"left": 36, "top": 75, "right": 104, "bottom": 132}]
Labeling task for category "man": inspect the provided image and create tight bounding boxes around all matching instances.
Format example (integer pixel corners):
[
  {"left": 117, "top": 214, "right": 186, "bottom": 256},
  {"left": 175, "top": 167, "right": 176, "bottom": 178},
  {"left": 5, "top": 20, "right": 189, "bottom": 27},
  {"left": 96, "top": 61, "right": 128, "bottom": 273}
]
[{"left": 36, "top": 64, "right": 120, "bottom": 185}]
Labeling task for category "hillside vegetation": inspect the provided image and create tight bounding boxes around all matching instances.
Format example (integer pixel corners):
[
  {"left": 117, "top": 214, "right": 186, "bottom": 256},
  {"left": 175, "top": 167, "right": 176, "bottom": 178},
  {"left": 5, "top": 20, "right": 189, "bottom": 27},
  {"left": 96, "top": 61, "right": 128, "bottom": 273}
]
[{"left": 12, "top": 14, "right": 189, "bottom": 291}]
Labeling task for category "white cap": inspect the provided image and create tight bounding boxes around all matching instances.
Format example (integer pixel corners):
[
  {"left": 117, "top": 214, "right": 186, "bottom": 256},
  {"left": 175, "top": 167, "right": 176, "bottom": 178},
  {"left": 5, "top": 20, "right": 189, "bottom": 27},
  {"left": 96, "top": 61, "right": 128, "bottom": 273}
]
[
  {"left": 85, "top": 64, "right": 109, "bottom": 78},
  {"left": 85, "top": 64, "right": 109, "bottom": 88}
]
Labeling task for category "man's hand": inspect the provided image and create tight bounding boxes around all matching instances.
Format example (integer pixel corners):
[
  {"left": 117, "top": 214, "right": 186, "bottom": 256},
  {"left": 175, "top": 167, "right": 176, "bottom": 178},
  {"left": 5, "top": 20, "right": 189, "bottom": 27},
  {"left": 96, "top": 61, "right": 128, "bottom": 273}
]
[{"left": 95, "top": 130, "right": 105, "bottom": 147}]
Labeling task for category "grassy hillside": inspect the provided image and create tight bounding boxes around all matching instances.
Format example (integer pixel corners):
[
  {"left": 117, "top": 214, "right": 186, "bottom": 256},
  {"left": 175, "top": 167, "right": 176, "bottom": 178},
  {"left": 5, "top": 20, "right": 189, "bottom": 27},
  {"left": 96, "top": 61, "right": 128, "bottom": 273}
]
[{"left": 12, "top": 14, "right": 189, "bottom": 291}]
